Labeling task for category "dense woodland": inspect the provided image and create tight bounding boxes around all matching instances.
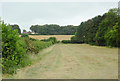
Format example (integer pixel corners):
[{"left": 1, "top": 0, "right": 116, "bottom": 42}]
[
  {"left": 30, "top": 24, "right": 77, "bottom": 35},
  {"left": 68, "top": 8, "right": 120, "bottom": 47}
]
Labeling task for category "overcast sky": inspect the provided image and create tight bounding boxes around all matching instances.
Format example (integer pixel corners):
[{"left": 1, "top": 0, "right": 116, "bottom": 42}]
[{"left": 0, "top": 0, "right": 119, "bottom": 31}]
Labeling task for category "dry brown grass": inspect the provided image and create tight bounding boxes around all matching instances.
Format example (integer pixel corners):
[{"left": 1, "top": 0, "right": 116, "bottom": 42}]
[
  {"left": 28, "top": 35, "right": 74, "bottom": 41},
  {"left": 10, "top": 44, "right": 118, "bottom": 79}
]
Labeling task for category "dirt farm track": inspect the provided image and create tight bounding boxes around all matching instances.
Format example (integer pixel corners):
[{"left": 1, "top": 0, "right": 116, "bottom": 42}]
[{"left": 5, "top": 44, "right": 118, "bottom": 79}]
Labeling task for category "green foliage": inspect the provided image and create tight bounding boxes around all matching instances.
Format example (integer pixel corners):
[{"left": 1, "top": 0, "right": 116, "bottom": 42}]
[
  {"left": 23, "top": 29, "right": 27, "bottom": 33},
  {"left": 30, "top": 24, "right": 77, "bottom": 35},
  {"left": 21, "top": 34, "right": 29, "bottom": 37},
  {"left": 33, "top": 40, "right": 52, "bottom": 54},
  {"left": 75, "top": 15, "right": 102, "bottom": 44},
  {"left": 29, "top": 37, "right": 37, "bottom": 41},
  {"left": 11, "top": 24, "right": 21, "bottom": 34},
  {"left": 62, "top": 36, "right": 79, "bottom": 44},
  {"left": 41, "top": 37, "right": 57, "bottom": 44},
  {"left": 23, "top": 37, "right": 35, "bottom": 53},
  {"left": 104, "top": 22, "right": 120, "bottom": 47},
  {"left": 0, "top": 19, "right": 2, "bottom": 64},
  {"left": 61, "top": 40, "right": 72, "bottom": 43},
  {"left": 56, "top": 41, "right": 60, "bottom": 43},
  {"left": 75, "top": 21, "right": 89, "bottom": 43},
  {"left": 47, "top": 37, "right": 57, "bottom": 44},
  {"left": 95, "top": 8, "right": 119, "bottom": 46},
  {"left": 2, "top": 21, "right": 55, "bottom": 75},
  {"left": 71, "top": 36, "right": 77, "bottom": 43},
  {"left": 2, "top": 22, "right": 29, "bottom": 74},
  {"left": 74, "top": 8, "right": 120, "bottom": 47},
  {"left": 23, "top": 37, "right": 53, "bottom": 54}
]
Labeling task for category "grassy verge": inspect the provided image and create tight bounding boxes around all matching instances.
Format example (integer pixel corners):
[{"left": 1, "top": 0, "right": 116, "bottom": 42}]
[
  {"left": 3, "top": 44, "right": 55, "bottom": 78},
  {"left": 2, "top": 23, "right": 57, "bottom": 76}
]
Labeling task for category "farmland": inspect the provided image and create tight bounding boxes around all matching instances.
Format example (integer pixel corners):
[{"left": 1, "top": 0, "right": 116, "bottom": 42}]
[
  {"left": 6, "top": 44, "right": 118, "bottom": 79},
  {"left": 1, "top": 3, "right": 119, "bottom": 79},
  {"left": 29, "top": 35, "right": 74, "bottom": 41}
]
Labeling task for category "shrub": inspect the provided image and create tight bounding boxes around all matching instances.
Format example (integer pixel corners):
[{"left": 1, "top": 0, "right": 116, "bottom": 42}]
[
  {"left": 29, "top": 37, "right": 37, "bottom": 41},
  {"left": 56, "top": 41, "right": 60, "bottom": 43},
  {"left": 2, "top": 22, "right": 30, "bottom": 74},
  {"left": 41, "top": 39, "right": 48, "bottom": 42},
  {"left": 41, "top": 37, "right": 57, "bottom": 44},
  {"left": 48, "top": 37, "right": 57, "bottom": 44},
  {"left": 89, "top": 42, "right": 96, "bottom": 45},
  {"left": 33, "top": 40, "right": 52, "bottom": 54},
  {"left": 21, "top": 34, "right": 29, "bottom": 37},
  {"left": 1, "top": 21, "right": 57, "bottom": 74},
  {"left": 71, "top": 36, "right": 77, "bottom": 43},
  {"left": 61, "top": 40, "right": 71, "bottom": 43},
  {"left": 23, "top": 37, "right": 53, "bottom": 54},
  {"left": 23, "top": 37, "right": 36, "bottom": 54}
]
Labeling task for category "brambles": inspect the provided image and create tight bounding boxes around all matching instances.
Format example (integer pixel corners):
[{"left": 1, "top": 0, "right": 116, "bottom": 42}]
[
  {"left": 61, "top": 40, "right": 71, "bottom": 43},
  {"left": 2, "top": 21, "right": 57, "bottom": 74},
  {"left": 29, "top": 37, "right": 37, "bottom": 41},
  {"left": 41, "top": 37, "right": 57, "bottom": 44},
  {"left": 21, "top": 34, "right": 29, "bottom": 37},
  {"left": 33, "top": 40, "right": 52, "bottom": 54},
  {"left": 2, "top": 22, "right": 27, "bottom": 74}
]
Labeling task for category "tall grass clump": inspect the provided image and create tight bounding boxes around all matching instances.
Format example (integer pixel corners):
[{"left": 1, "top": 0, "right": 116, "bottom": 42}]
[{"left": 41, "top": 37, "right": 57, "bottom": 44}]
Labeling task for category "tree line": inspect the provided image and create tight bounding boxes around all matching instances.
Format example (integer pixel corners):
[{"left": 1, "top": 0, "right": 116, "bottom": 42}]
[
  {"left": 9, "top": 8, "right": 120, "bottom": 47},
  {"left": 11, "top": 24, "right": 77, "bottom": 35},
  {"left": 30, "top": 24, "right": 77, "bottom": 35},
  {"left": 1, "top": 21, "right": 58, "bottom": 74},
  {"left": 63, "top": 8, "right": 120, "bottom": 47}
]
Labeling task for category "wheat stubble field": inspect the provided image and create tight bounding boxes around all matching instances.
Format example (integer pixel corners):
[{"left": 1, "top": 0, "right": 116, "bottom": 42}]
[
  {"left": 29, "top": 35, "right": 74, "bottom": 41},
  {"left": 11, "top": 43, "right": 118, "bottom": 79}
]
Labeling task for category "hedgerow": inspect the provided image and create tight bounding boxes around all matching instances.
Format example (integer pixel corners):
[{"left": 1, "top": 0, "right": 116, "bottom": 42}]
[
  {"left": 2, "top": 21, "right": 56, "bottom": 74},
  {"left": 2, "top": 22, "right": 28, "bottom": 74}
]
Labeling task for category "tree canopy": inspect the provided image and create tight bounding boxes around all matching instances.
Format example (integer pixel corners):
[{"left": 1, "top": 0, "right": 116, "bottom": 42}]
[
  {"left": 71, "top": 8, "right": 120, "bottom": 47},
  {"left": 11, "top": 24, "right": 21, "bottom": 34},
  {"left": 30, "top": 24, "right": 77, "bottom": 35}
]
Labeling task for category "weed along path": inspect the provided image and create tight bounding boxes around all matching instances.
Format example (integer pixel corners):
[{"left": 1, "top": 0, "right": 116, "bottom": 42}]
[{"left": 12, "top": 44, "right": 118, "bottom": 79}]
